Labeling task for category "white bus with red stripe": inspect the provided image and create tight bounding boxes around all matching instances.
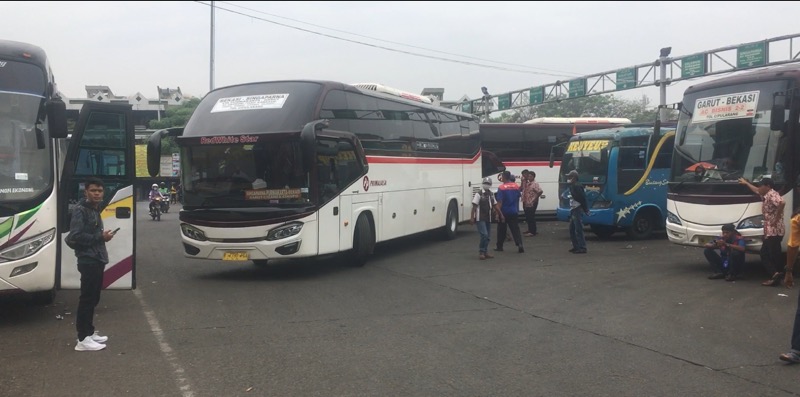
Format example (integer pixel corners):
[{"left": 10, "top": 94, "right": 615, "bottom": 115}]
[
  {"left": 480, "top": 117, "right": 631, "bottom": 215},
  {"left": 148, "top": 80, "right": 504, "bottom": 266},
  {"left": 0, "top": 40, "right": 137, "bottom": 304}
]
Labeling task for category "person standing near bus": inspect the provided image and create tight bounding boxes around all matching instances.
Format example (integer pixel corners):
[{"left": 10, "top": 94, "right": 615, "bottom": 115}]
[
  {"left": 521, "top": 170, "right": 543, "bottom": 237},
  {"left": 563, "top": 170, "right": 589, "bottom": 253},
  {"left": 495, "top": 171, "right": 524, "bottom": 253},
  {"left": 739, "top": 177, "right": 786, "bottom": 286},
  {"left": 67, "top": 177, "right": 115, "bottom": 352},
  {"left": 779, "top": 207, "right": 800, "bottom": 363},
  {"left": 471, "top": 177, "right": 502, "bottom": 260}
]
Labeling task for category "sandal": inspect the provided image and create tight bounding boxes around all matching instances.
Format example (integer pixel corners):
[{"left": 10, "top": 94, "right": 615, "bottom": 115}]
[{"left": 762, "top": 272, "right": 784, "bottom": 287}]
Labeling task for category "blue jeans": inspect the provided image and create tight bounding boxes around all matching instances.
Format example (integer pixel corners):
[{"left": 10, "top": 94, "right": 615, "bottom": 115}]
[
  {"left": 569, "top": 209, "right": 586, "bottom": 251},
  {"left": 476, "top": 220, "right": 491, "bottom": 254}
]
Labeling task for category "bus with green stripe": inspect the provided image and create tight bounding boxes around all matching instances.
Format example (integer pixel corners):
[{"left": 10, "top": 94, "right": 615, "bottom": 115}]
[
  {"left": 0, "top": 40, "right": 137, "bottom": 304},
  {"left": 553, "top": 123, "right": 676, "bottom": 239}
]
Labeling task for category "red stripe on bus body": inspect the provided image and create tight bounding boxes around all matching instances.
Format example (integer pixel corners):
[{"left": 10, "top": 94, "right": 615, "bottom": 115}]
[
  {"left": 102, "top": 255, "right": 132, "bottom": 289},
  {"left": 503, "top": 161, "right": 561, "bottom": 167},
  {"left": 366, "top": 153, "right": 480, "bottom": 165}
]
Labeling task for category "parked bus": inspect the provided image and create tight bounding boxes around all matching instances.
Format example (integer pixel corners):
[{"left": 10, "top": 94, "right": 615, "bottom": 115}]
[
  {"left": 0, "top": 40, "right": 136, "bottom": 303},
  {"left": 554, "top": 123, "right": 676, "bottom": 239},
  {"left": 480, "top": 117, "right": 631, "bottom": 216},
  {"left": 147, "top": 80, "right": 504, "bottom": 266},
  {"left": 666, "top": 64, "right": 800, "bottom": 252}
]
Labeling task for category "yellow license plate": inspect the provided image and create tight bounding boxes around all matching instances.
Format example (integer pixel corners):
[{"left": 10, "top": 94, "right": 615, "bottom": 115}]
[{"left": 222, "top": 251, "right": 249, "bottom": 261}]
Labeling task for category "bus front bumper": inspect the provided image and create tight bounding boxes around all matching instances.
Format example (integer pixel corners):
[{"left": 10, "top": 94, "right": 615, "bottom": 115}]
[{"left": 666, "top": 220, "right": 763, "bottom": 252}]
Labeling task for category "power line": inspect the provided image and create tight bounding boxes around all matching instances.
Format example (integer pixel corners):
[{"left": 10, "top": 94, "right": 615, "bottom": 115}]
[
  {"left": 215, "top": 1, "right": 582, "bottom": 77},
  {"left": 194, "top": 1, "right": 577, "bottom": 78}
]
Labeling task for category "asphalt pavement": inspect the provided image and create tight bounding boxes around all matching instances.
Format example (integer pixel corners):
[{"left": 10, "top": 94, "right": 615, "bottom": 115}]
[{"left": 2, "top": 202, "right": 800, "bottom": 397}]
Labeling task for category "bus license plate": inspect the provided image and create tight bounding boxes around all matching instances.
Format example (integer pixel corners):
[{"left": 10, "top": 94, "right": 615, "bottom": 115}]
[
  {"left": 697, "top": 236, "right": 713, "bottom": 246},
  {"left": 222, "top": 252, "right": 249, "bottom": 261}
]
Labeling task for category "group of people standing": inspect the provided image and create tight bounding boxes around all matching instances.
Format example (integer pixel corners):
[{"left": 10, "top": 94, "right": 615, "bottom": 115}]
[{"left": 470, "top": 168, "right": 590, "bottom": 259}]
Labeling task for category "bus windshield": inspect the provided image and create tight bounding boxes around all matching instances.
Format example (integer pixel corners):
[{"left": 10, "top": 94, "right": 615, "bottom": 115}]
[
  {"left": 671, "top": 80, "right": 787, "bottom": 184},
  {"left": 559, "top": 139, "right": 610, "bottom": 184},
  {"left": 180, "top": 139, "right": 312, "bottom": 208},
  {"left": 0, "top": 60, "right": 52, "bottom": 202}
]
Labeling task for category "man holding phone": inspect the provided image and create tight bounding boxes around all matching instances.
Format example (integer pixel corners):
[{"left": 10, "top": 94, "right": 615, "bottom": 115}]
[{"left": 67, "top": 177, "right": 116, "bottom": 352}]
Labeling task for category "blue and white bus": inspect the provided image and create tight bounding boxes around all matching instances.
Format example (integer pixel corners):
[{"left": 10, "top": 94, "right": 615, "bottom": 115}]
[{"left": 555, "top": 123, "right": 676, "bottom": 239}]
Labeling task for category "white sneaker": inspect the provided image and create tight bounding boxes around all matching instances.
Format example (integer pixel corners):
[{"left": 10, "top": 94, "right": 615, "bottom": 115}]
[
  {"left": 75, "top": 336, "right": 106, "bottom": 351},
  {"left": 90, "top": 331, "right": 108, "bottom": 343}
]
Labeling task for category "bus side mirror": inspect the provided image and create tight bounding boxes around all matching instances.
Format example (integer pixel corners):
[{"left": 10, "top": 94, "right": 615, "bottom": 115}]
[
  {"left": 147, "top": 127, "right": 184, "bottom": 177},
  {"left": 549, "top": 152, "right": 555, "bottom": 168},
  {"left": 771, "top": 103, "right": 786, "bottom": 131},
  {"left": 47, "top": 99, "right": 68, "bottom": 139}
]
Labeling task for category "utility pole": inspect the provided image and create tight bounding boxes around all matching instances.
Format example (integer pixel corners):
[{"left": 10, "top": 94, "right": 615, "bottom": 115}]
[
  {"left": 210, "top": 1, "right": 216, "bottom": 92},
  {"left": 657, "top": 47, "right": 671, "bottom": 123}
]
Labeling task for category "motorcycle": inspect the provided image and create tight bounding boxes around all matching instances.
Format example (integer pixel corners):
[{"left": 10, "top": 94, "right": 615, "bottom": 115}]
[
  {"left": 160, "top": 198, "right": 170, "bottom": 213},
  {"left": 149, "top": 197, "right": 162, "bottom": 221}
]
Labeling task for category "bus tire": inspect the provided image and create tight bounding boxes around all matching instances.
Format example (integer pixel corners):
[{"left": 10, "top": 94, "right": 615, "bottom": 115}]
[
  {"left": 349, "top": 214, "right": 374, "bottom": 267},
  {"left": 590, "top": 224, "right": 616, "bottom": 239},
  {"left": 626, "top": 210, "right": 655, "bottom": 240},
  {"left": 30, "top": 287, "right": 56, "bottom": 305},
  {"left": 441, "top": 200, "right": 458, "bottom": 240}
]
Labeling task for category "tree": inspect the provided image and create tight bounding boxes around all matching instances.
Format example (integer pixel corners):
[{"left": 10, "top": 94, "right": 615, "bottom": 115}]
[
  {"left": 489, "top": 94, "right": 676, "bottom": 123},
  {"left": 148, "top": 98, "right": 201, "bottom": 155},
  {"left": 148, "top": 97, "right": 202, "bottom": 129}
]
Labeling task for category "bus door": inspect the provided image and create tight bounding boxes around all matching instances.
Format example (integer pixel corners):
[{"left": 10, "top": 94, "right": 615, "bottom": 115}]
[{"left": 59, "top": 103, "right": 135, "bottom": 289}]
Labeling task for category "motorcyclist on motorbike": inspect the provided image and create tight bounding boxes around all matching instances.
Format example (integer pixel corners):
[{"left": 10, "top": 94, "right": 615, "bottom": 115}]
[{"left": 149, "top": 183, "right": 166, "bottom": 213}]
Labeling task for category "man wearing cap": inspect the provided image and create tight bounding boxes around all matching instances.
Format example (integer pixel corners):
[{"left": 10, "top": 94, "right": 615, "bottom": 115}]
[
  {"left": 471, "top": 177, "right": 502, "bottom": 260},
  {"left": 495, "top": 170, "right": 524, "bottom": 253},
  {"left": 563, "top": 170, "right": 589, "bottom": 254},
  {"left": 740, "top": 177, "right": 785, "bottom": 286}
]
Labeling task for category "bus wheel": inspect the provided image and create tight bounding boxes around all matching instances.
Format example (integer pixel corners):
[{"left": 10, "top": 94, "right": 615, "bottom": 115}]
[
  {"left": 349, "top": 214, "right": 374, "bottom": 267},
  {"left": 441, "top": 201, "right": 458, "bottom": 240},
  {"left": 626, "top": 211, "right": 655, "bottom": 240},
  {"left": 590, "top": 224, "right": 616, "bottom": 239},
  {"left": 30, "top": 288, "right": 56, "bottom": 305}
]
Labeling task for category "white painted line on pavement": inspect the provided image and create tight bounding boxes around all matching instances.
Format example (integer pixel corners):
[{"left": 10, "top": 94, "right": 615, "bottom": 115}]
[{"left": 133, "top": 289, "right": 195, "bottom": 397}]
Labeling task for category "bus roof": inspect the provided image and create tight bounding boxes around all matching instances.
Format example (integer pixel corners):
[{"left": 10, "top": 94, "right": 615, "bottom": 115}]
[
  {"left": 685, "top": 63, "right": 800, "bottom": 94},
  {"left": 206, "top": 79, "right": 476, "bottom": 119},
  {"left": 568, "top": 124, "right": 675, "bottom": 140},
  {"left": 523, "top": 117, "right": 632, "bottom": 124},
  {"left": 0, "top": 39, "right": 48, "bottom": 69}
]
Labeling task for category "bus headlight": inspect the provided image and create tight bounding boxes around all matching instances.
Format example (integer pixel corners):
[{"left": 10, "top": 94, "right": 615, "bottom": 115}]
[
  {"left": 0, "top": 228, "right": 55, "bottom": 262},
  {"left": 592, "top": 201, "right": 612, "bottom": 209},
  {"left": 181, "top": 223, "right": 207, "bottom": 241},
  {"left": 267, "top": 222, "right": 303, "bottom": 241},
  {"left": 738, "top": 215, "right": 764, "bottom": 229},
  {"left": 667, "top": 211, "right": 681, "bottom": 225}
]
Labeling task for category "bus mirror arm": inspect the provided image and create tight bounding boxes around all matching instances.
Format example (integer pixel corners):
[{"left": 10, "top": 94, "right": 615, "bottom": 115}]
[
  {"left": 35, "top": 127, "right": 46, "bottom": 150},
  {"left": 549, "top": 151, "right": 555, "bottom": 168}
]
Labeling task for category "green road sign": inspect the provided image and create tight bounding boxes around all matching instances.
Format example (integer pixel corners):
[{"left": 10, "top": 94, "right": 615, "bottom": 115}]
[
  {"left": 680, "top": 54, "right": 706, "bottom": 78},
  {"left": 569, "top": 79, "right": 586, "bottom": 98},
  {"left": 737, "top": 42, "right": 766, "bottom": 68},
  {"left": 616, "top": 68, "right": 637, "bottom": 90},
  {"left": 498, "top": 94, "right": 511, "bottom": 110},
  {"left": 461, "top": 101, "right": 472, "bottom": 114},
  {"left": 529, "top": 87, "right": 544, "bottom": 105}
]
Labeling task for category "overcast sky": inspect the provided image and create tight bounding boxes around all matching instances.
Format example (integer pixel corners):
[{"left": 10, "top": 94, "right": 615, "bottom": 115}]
[{"left": 3, "top": 1, "right": 800, "bottom": 110}]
